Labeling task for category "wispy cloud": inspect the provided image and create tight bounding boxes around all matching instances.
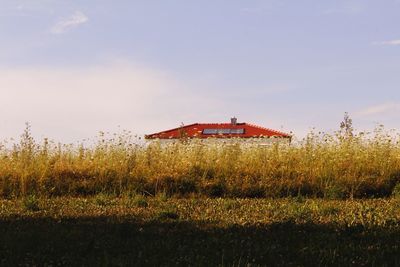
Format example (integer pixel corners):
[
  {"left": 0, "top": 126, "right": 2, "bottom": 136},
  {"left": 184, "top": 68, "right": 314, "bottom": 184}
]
[
  {"left": 51, "top": 11, "right": 88, "bottom": 34},
  {"left": 322, "top": 1, "right": 364, "bottom": 15},
  {"left": 240, "top": 7, "right": 267, "bottom": 14},
  {"left": 356, "top": 103, "right": 400, "bottom": 117},
  {"left": 0, "top": 63, "right": 225, "bottom": 141},
  {"left": 372, "top": 39, "right": 400, "bottom": 46}
]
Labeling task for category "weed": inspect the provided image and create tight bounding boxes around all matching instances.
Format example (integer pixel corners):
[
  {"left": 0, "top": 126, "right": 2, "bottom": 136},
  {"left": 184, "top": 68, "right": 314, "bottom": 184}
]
[
  {"left": 324, "top": 185, "right": 347, "bottom": 200},
  {"left": 222, "top": 199, "right": 239, "bottom": 210},
  {"left": 155, "top": 210, "right": 179, "bottom": 220},
  {"left": 133, "top": 195, "right": 148, "bottom": 208},
  {"left": 392, "top": 183, "right": 400, "bottom": 199},
  {"left": 156, "top": 191, "right": 169, "bottom": 202},
  {"left": 2, "top": 120, "right": 400, "bottom": 199},
  {"left": 22, "top": 194, "right": 40, "bottom": 212},
  {"left": 319, "top": 206, "right": 340, "bottom": 216},
  {"left": 94, "top": 193, "right": 112, "bottom": 207}
]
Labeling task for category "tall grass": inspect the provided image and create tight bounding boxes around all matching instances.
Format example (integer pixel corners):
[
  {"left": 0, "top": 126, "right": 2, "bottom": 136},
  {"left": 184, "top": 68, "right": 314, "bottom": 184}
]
[{"left": 1, "top": 122, "right": 400, "bottom": 199}]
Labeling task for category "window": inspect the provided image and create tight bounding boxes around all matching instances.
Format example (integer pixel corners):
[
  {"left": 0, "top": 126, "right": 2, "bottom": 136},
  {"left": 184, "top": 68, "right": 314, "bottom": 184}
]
[
  {"left": 219, "top": 129, "right": 231, "bottom": 134},
  {"left": 203, "top": 129, "right": 218, "bottom": 134},
  {"left": 202, "top": 128, "right": 245, "bottom": 135},
  {"left": 230, "top": 128, "right": 245, "bottom": 134}
]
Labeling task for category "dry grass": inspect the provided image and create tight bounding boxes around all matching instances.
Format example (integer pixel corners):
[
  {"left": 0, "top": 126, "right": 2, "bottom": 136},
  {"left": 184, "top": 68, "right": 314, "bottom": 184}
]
[
  {"left": 1, "top": 123, "right": 400, "bottom": 199},
  {"left": 2, "top": 196, "right": 400, "bottom": 228}
]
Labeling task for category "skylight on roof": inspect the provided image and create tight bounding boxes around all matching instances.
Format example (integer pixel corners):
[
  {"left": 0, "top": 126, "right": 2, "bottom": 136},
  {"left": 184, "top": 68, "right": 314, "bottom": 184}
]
[{"left": 202, "top": 128, "right": 245, "bottom": 135}]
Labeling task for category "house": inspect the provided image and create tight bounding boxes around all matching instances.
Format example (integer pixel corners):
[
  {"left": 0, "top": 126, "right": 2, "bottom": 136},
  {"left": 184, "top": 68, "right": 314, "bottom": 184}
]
[{"left": 145, "top": 118, "right": 291, "bottom": 144}]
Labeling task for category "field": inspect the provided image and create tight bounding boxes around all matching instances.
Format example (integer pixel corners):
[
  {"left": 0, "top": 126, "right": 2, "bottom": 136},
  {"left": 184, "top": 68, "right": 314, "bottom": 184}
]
[
  {"left": 1, "top": 123, "right": 400, "bottom": 266},
  {"left": 1, "top": 196, "right": 400, "bottom": 266},
  {"left": 1, "top": 123, "right": 400, "bottom": 199}
]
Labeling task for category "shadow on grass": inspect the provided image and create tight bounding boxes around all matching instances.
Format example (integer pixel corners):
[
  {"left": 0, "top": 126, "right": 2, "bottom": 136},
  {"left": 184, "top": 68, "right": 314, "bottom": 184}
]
[{"left": 0, "top": 217, "right": 399, "bottom": 266}]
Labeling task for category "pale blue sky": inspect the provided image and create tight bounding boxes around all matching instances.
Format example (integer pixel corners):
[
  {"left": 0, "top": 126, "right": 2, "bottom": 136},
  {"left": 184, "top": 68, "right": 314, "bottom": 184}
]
[{"left": 1, "top": 0, "right": 400, "bottom": 142}]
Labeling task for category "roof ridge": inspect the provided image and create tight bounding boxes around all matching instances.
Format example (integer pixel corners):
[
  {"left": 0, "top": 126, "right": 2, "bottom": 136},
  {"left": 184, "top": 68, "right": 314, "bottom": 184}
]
[
  {"left": 245, "top": 123, "right": 290, "bottom": 136},
  {"left": 196, "top": 122, "right": 245, "bottom": 125},
  {"left": 145, "top": 123, "right": 198, "bottom": 137}
]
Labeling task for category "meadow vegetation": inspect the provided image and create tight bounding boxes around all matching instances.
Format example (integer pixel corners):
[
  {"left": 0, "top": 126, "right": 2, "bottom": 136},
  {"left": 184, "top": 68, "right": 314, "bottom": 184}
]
[
  {"left": 1, "top": 197, "right": 400, "bottom": 266},
  {"left": 1, "top": 117, "right": 400, "bottom": 199},
  {"left": 2, "top": 116, "right": 400, "bottom": 266}
]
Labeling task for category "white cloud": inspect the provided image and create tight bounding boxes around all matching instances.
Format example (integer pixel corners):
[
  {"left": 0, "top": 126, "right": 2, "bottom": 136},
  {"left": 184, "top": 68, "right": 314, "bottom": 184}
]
[
  {"left": 0, "top": 63, "right": 294, "bottom": 142},
  {"left": 372, "top": 39, "right": 400, "bottom": 46},
  {"left": 356, "top": 103, "right": 400, "bottom": 117},
  {"left": 0, "top": 64, "right": 225, "bottom": 142},
  {"left": 323, "top": 1, "right": 364, "bottom": 15},
  {"left": 240, "top": 7, "right": 266, "bottom": 14},
  {"left": 0, "top": 1, "right": 60, "bottom": 17},
  {"left": 51, "top": 11, "right": 88, "bottom": 34}
]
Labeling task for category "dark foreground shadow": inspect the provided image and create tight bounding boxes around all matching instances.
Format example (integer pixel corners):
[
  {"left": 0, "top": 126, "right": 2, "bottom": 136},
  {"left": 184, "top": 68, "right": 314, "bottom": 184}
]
[{"left": 0, "top": 216, "right": 400, "bottom": 267}]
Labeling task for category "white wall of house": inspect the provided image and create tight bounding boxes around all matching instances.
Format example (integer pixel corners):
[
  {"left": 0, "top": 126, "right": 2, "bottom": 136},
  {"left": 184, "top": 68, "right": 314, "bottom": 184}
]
[{"left": 146, "top": 137, "right": 291, "bottom": 146}]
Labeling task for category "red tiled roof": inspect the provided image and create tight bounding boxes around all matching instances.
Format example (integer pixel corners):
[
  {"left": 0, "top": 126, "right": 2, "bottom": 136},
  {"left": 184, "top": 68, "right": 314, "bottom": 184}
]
[{"left": 145, "top": 122, "right": 291, "bottom": 139}]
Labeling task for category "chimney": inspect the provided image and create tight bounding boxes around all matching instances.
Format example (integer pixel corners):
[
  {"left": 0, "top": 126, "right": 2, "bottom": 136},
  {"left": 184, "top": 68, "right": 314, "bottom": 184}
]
[{"left": 231, "top": 117, "right": 237, "bottom": 125}]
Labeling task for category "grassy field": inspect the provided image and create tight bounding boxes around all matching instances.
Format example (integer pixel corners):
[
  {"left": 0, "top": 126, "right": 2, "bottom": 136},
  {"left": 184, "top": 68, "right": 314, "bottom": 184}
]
[
  {"left": 1, "top": 123, "right": 400, "bottom": 199},
  {"left": 1, "top": 122, "right": 400, "bottom": 266},
  {"left": 1, "top": 196, "right": 400, "bottom": 266}
]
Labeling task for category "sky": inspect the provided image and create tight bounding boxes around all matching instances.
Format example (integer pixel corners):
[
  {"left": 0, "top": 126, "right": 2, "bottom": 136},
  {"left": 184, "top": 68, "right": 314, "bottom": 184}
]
[{"left": 1, "top": 0, "right": 400, "bottom": 143}]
